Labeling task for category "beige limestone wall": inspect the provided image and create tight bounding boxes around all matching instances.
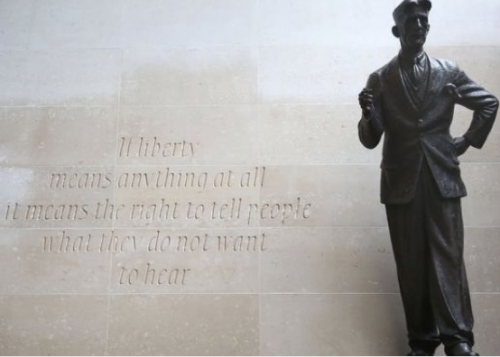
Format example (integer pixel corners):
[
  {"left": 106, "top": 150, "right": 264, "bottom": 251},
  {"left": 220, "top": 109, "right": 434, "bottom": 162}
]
[{"left": 0, "top": 0, "right": 499, "bottom": 355}]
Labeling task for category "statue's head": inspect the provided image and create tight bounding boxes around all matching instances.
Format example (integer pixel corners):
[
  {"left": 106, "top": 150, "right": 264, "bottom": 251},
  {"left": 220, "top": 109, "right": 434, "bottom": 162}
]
[{"left": 392, "top": 0, "right": 432, "bottom": 50}]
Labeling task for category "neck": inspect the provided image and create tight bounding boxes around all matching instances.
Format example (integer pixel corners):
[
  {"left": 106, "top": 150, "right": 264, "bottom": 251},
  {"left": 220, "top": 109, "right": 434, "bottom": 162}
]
[{"left": 400, "top": 45, "right": 424, "bottom": 60}]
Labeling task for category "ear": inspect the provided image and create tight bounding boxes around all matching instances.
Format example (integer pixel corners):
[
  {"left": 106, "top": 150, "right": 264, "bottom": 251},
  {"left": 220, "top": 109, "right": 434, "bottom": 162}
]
[{"left": 392, "top": 26, "right": 400, "bottom": 38}]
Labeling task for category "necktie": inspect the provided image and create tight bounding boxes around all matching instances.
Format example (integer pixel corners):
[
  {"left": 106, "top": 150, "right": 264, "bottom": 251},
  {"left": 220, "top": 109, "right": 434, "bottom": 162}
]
[{"left": 412, "top": 56, "right": 423, "bottom": 88}]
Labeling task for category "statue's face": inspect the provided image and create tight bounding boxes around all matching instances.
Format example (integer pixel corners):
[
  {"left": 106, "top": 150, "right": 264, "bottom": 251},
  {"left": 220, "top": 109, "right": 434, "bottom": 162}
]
[{"left": 397, "top": 7, "right": 430, "bottom": 49}]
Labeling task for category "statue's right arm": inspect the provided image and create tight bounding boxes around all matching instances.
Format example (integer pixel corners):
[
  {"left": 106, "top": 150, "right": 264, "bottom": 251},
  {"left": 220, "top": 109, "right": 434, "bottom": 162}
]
[{"left": 358, "top": 72, "right": 384, "bottom": 149}]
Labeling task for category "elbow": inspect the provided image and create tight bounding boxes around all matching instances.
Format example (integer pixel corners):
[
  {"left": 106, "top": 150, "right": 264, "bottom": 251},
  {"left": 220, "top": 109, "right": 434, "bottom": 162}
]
[
  {"left": 492, "top": 95, "right": 500, "bottom": 110},
  {"left": 359, "top": 136, "right": 380, "bottom": 150},
  {"left": 358, "top": 118, "right": 383, "bottom": 149},
  {"left": 488, "top": 94, "right": 499, "bottom": 110},
  {"left": 488, "top": 95, "right": 499, "bottom": 118},
  {"left": 482, "top": 95, "right": 499, "bottom": 117},
  {"left": 363, "top": 141, "right": 379, "bottom": 150}
]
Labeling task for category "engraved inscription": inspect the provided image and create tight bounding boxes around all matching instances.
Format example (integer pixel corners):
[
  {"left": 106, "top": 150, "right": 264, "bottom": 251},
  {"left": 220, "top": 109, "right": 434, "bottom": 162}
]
[
  {"left": 119, "top": 136, "right": 195, "bottom": 158},
  {"left": 1, "top": 141, "right": 314, "bottom": 289},
  {"left": 119, "top": 264, "right": 191, "bottom": 286},
  {"left": 42, "top": 230, "right": 268, "bottom": 254},
  {"left": 40, "top": 229, "right": 268, "bottom": 286}
]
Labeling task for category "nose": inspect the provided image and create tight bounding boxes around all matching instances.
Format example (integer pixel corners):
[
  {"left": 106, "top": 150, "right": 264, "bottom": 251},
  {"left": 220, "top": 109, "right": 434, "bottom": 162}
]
[{"left": 416, "top": 18, "right": 424, "bottom": 29}]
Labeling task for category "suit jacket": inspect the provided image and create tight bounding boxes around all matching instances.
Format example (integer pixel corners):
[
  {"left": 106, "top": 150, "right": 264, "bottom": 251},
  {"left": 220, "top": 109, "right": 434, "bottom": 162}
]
[{"left": 359, "top": 54, "right": 499, "bottom": 205}]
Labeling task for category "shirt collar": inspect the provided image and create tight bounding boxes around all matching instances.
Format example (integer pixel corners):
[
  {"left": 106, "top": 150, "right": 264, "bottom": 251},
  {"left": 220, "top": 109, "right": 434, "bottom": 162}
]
[{"left": 399, "top": 50, "right": 427, "bottom": 67}]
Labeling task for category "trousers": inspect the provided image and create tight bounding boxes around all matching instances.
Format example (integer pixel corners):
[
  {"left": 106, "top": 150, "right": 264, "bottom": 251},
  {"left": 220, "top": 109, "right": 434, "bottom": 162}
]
[{"left": 385, "top": 158, "right": 474, "bottom": 351}]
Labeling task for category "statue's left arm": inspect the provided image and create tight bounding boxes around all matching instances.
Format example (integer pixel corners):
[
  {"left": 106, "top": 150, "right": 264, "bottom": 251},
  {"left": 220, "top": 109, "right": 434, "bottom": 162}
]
[{"left": 454, "top": 69, "right": 499, "bottom": 149}]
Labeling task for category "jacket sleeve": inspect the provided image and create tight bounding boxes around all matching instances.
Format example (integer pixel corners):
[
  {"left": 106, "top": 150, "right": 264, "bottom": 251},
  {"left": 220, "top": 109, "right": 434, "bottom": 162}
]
[
  {"left": 453, "top": 68, "right": 499, "bottom": 149},
  {"left": 358, "top": 72, "right": 385, "bottom": 149}
]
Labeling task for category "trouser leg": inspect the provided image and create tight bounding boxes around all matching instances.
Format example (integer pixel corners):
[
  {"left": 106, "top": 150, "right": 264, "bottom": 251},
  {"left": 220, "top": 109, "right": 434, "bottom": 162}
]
[
  {"left": 386, "top": 172, "right": 440, "bottom": 353},
  {"left": 422, "top": 164, "right": 474, "bottom": 348},
  {"left": 386, "top": 160, "right": 475, "bottom": 352}
]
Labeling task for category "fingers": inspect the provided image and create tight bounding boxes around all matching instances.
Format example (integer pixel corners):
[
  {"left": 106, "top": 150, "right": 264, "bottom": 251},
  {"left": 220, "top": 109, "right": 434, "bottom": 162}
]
[
  {"left": 453, "top": 136, "right": 470, "bottom": 156},
  {"left": 359, "top": 88, "right": 373, "bottom": 96},
  {"left": 361, "top": 96, "right": 373, "bottom": 104},
  {"left": 358, "top": 96, "right": 373, "bottom": 104},
  {"left": 358, "top": 94, "right": 373, "bottom": 107},
  {"left": 358, "top": 91, "right": 373, "bottom": 99},
  {"left": 359, "top": 88, "right": 374, "bottom": 112},
  {"left": 358, "top": 89, "right": 373, "bottom": 100}
]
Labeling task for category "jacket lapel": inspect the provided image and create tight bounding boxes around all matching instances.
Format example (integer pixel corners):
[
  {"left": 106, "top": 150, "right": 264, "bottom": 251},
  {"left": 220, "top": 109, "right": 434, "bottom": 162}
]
[
  {"left": 385, "top": 56, "right": 420, "bottom": 115},
  {"left": 420, "top": 56, "right": 446, "bottom": 113}
]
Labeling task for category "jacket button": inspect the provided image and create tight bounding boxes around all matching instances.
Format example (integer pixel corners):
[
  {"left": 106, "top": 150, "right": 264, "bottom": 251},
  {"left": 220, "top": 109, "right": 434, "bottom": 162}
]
[{"left": 418, "top": 118, "right": 424, "bottom": 123}]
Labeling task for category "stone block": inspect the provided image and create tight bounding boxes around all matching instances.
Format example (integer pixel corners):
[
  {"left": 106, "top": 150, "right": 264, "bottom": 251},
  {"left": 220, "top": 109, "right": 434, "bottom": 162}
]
[
  {"left": 121, "top": 48, "right": 257, "bottom": 106},
  {"left": 30, "top": 0, "right": 122, "bottom": 48},
  {"left": 260, "top": 165, "right": 386, "bottom": 228},
  {"left": 109, "top": 228, "right": 261, "bottom": 293},
  {"left": 0, "top": 166, "right": 114, "bottom": 229},
  {"left": 260, "top": 293, "right": 407, "bottom": 355},
  {"left": 258, "top": 0, "right": 399, "bottom": 48},
  {"left": 0, "top": 107, "right": 118, "bottom": 166},
  {"left": 122, "top": 0, "right": 256, "bottom": 48},
  {"left": 0, "top": 229, "right": 111, "bottom": 294},
  {"left": 107, "top": 294, "right": 259, "bottom": 355},
  {"left": 258, "top": 104, "right": 382, "bottom": 165},
  {"left": 0, "top": 49, "right": 121, "bottom": 106},
  {"left": 462, "top": 164, "right": 500, "bottom": 227},
  {"left": 260, "top": 227, "right": 398, "bottom": 294},
  {"left": 118, "top": 106, "right": 259, "bottom": 166},
  {"left": 259, "top": 46, "right": 395, "bottom": 105},
  {"left": 0, "top": 295, "right": 107, "bottom": 355},
  {"left": 0, "top": 0, "right": 34, "bottom": 50},
  {"left": 113, "top": 165, "right": 262, "bottom": 229}
]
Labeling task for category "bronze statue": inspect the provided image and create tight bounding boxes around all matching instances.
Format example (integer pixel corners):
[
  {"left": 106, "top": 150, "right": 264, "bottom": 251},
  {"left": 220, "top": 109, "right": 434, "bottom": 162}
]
[{"left": 358, "top": 0, "right": 499, "bottom": 355}]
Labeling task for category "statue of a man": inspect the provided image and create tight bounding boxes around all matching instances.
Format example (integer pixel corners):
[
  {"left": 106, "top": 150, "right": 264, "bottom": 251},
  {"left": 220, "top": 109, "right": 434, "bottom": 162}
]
[{"left": 358, "top": 0, "right": 499, "bottom": 355}]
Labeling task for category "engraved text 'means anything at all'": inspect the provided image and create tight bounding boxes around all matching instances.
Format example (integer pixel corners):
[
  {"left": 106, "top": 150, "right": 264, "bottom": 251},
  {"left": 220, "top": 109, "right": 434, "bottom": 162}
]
[{"left": 49, "top": 167, "right": 267, "bottom": 190}]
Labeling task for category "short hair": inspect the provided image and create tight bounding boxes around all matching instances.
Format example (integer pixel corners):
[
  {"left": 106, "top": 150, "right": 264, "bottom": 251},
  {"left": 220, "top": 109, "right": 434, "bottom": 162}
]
[{"left": 393, "top": 0, "right": 432, "bottom": 25}]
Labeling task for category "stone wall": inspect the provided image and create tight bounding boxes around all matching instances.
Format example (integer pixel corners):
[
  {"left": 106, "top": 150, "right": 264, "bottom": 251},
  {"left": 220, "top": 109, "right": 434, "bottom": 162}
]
[{"left": 0, "top": 0, "right": 499, "bottom": 355}]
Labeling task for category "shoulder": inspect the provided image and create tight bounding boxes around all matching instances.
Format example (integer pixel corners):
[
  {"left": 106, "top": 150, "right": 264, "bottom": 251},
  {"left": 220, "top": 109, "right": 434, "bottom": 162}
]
[
  {"left": 428, "top": 55, "right": 462, "bottom": 75},
  {"left": 371, "top": 56, "right": 397, "bottom": 78},
  {"left": 366, "top": 57, "right": 396, "bottom": 92}
]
